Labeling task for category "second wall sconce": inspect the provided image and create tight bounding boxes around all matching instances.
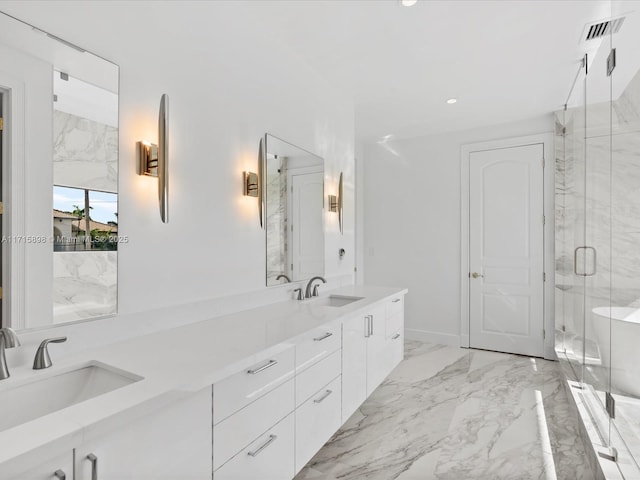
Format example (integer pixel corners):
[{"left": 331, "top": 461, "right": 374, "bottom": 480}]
[
  {"left": 243, "top": 171, "right": 259, "bottom": 197},
  {"left": 256, "top": 136, "right": 266, "bottom": 228},
  {"left": 338, "top": 172, "right": 343, "bottom": 234},
  {"left": 328, "top": 172, "right": 344, "bottom": 234},
  {"left": 328, "top": 194, "right": 338, "bottom": 212},
  {"left": 242, "top": 136, "right": 265, "bottom": 228},
  {"left": 137, "top": 94, "right": 169, "bottom": 223}
]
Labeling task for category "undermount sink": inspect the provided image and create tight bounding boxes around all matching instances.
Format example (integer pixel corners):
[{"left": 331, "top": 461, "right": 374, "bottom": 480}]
[
  {"left": 314, "top": 295, "right": 364, "bottom": 308},
  {"left": 0, "top": 362, "right": 142, "bottom": 433}
]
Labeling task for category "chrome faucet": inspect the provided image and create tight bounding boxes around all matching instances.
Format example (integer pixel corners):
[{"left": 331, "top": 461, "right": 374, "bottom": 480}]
[
  {"left": 305, "top": 276, "right": 327, "bottom": 299},
  {"left": 276, "top": 274, "right": 291, "bottom": 283},
  {"left": 0, "top": 327, "right": 21, "bottom": 380},
  {"left": 33, "top": 337, "right": 67, "bottom": 370}
]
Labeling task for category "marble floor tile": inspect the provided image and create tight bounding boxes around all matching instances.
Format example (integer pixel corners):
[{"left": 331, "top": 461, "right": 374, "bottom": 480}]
[{"left": 295, "top": 341, "right": 594, "bottom": 480}]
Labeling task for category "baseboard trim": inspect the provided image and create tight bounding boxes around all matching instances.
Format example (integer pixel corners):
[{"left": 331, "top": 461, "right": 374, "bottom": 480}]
[{"left": 405, "top": 328, "right": 460, "bottom": 347}]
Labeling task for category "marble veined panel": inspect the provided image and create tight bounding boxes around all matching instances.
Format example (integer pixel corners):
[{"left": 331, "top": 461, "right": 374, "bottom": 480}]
[
  {"left": 53, "top": 110, "right": 118, "bottom": 192},
  {"left": 53, "top": 251, "right": 117, "bottom": 324},
  {"left": 266, "top": 160, "right": 288, "bottom": 284}
]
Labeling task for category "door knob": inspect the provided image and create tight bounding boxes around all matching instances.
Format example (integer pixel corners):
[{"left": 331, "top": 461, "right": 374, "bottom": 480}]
[{"left": 471, "top": 272, "right": 484, "bottom": 279}]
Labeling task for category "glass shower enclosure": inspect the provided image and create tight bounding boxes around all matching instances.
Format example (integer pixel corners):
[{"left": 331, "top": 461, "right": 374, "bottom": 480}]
[{"left": 555, "top": 3, "right": 640, "bottom": 476}]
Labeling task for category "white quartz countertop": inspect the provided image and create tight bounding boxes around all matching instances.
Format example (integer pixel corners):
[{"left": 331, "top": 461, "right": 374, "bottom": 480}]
[{"left": 0, "top": 284, "right": 407, "bottom": 469}]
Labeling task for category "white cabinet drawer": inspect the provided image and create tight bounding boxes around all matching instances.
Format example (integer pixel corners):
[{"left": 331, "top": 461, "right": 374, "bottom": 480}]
[
  {"left": 214, "top": 412, "right": 294, "bottom": 480},
  {"left": 296, "top": 349, "right": 341, "bottom": 407},
  {"left": 214, "top": 346, "right": 295, "bottom": 424},
  {"left": 295, "top": 375, "right": 342, "bottom": 474},
  {"left": 295, "top": 320, "right": 341, "bottom": 373},
  {"left": 214, "top": 378, "right": 294, "bottom": 471},
  {"left": 386, "top": 311, "right": 404, "bottom": 339},
  {"left": 390, "top": 328, "right": 404, "bottom": 368},
  {"left": 1, "top": 452, "right": 73, "bottom": 480},
  {"left": 386, "top": 295, "right": 404, "bottom": 320}
]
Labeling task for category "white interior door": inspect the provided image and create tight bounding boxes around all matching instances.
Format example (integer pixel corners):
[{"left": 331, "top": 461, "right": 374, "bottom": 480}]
[
  {"left": 290, "top": 172, "right": 324, "bottom": 280},
  {"left": 469, "top": 143, "right": 544, "bottom": 357}
]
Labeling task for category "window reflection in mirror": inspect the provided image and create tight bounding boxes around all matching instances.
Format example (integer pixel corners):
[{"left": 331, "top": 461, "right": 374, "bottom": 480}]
[
  {"left": 53, "top": 186, "right": 118, "bottom": 252},
  {"left": 265, "top": 135, "right": 324, "bottom": 286}
]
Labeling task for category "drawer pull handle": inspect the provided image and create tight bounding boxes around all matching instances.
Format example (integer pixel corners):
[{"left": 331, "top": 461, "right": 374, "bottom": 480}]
[
  {"left": 54, "top": 471, "right": 66, "bottom": 480},
  {"left": 370, "top": 315, "right": 374, "bottom": 335},
  {"left": 247, "top": 359, "right": 278, "bottom": 375},
  {"left": 247, "top": 434, "right": 278, "bottom": 457},
  {"left": 87, "top": 453, "right": 98, "bottom": 480},
  {"left": 314, "top": 332, "right": 333, "bottom": 342},
  {"left": 314, "top": 389, "right": 333, "bottom": 404},
  {"left": 392, "top": 333, "right": 401, "bottom": 340},
  {"left": 392, "top": 299, "right": 401, "bottom": 303}
]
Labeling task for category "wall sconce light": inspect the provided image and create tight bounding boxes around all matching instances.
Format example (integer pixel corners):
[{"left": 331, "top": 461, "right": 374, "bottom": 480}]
[
  {"left": 328, "top": 172, "right": 343, "bottom": 234},
  {"left": 243, "top": 171, "right": 259, "bottom": 197},
  {"left": 328, "top": 195, "right": 338, "bottom": 212},
  {"left": 137, "top": 94, "right": 169, "bottom": 223},
  {"left": 257, "top": 136, "right": 265, "bottom": 228},
  {"left": 338, "top": 172, "right": 343, "bottom": 234}
]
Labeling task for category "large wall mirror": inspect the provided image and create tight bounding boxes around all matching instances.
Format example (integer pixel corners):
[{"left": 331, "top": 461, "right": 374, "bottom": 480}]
[
  {"left": 264, "top": 134, "right": 324, "bottom": 286},
  {"left": 0, "top": 12, "right": 119, "bottom": 328}
]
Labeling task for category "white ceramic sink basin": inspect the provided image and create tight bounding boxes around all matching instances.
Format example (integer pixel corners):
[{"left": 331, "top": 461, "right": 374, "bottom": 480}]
[
  {"left": 0, "top": 362, "right": 142, "bottom": 432},
  {"left": 314, "top": 295, "right": 364, "bottom": 307}
]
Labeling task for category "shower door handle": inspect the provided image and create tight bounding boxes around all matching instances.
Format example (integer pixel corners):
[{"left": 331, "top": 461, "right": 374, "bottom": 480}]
[{"left": 574, "top": 246, "right": 597, "bottom": 276}]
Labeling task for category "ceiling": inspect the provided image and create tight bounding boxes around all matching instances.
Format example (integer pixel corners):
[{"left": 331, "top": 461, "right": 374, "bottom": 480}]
[
  {"left": 1, "top": 0, "right": 637, "bottom": 142},
  {"left": 241, "top": 0, "right": 634, "bottom": 140}
]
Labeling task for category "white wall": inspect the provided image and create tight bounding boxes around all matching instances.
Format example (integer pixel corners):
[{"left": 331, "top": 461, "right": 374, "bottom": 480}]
[
  {"left": 362, "top": 115, "right": 553, "bottom": 346},
  {"left": 0, "top": 1, "right": 355, "bottom": 363}
]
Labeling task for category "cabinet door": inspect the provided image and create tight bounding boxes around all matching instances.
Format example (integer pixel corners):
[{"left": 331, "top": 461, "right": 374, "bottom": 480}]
[
  {"left": 2, "top": 452, "right": 73, "bottom": 480},
  {"left": 342, "top": 313, "right": 368, "bottom": 421},
  {"left": 295, "top": 376, "right": 342, "bottom": 474},
  {"left": 75, "top": 388, "right": 212, "bottom": 480},
  {"left": 366, "top": 304, "right": 390, "bottom": 396}
]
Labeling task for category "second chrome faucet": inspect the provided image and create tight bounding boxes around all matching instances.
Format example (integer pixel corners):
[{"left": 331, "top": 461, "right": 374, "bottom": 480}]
[{"left": 304, "top": 276, "right": 327, "bottom": 299}]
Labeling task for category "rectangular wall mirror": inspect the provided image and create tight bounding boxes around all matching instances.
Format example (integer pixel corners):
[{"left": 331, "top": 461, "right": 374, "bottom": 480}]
[
  {"left": 0, "top": 12, "right": 119, "bottom": 328},
  {"left": 264, "top": 134, "right": 324, "bottom": 286}
]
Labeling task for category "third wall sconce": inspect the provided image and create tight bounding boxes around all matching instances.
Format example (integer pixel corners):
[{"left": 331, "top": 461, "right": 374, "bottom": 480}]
[
  {"left": 243, "top": 171, "right": 259, "bottom": 197},
  {"left": 338, "top": 172, "right": 343, "bottom": 234}
]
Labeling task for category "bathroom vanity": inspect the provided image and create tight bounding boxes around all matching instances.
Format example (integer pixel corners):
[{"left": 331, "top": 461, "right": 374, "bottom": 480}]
[{"left": 0, "top": 285, "right": 406, "bottom": 479}]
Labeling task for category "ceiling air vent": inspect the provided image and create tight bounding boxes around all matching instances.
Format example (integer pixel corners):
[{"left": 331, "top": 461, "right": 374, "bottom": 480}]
[{"left": 585, "top": 17, "right": 625, "bottom": 41}]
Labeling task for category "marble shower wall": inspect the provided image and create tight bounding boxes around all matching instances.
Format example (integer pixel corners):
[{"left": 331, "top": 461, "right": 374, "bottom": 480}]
[
  {"left": 556, "top": 68, "right": 640, "bottom": 315},
  {"left": 53, "top": 110, "right": 118, "bottom": 193},
  {"left": 266, "top": 156, "right": 288, "bottom": 284},
  {"left": 52, "top": 251, "right": 117, "bottom": 325}
]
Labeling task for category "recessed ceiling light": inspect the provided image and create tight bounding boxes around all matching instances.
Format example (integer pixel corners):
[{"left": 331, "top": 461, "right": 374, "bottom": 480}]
[
  {"left": 447, "top": 98, "right": 457, "bottom": 104},
  {"left": 400, "top": 0, "right": 418, "bottom": 6}
]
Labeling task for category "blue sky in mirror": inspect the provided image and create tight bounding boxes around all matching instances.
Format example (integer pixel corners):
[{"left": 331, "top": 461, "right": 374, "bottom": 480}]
[{"left": 53, "top": 186, "right": 118, "bottom": 224}]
